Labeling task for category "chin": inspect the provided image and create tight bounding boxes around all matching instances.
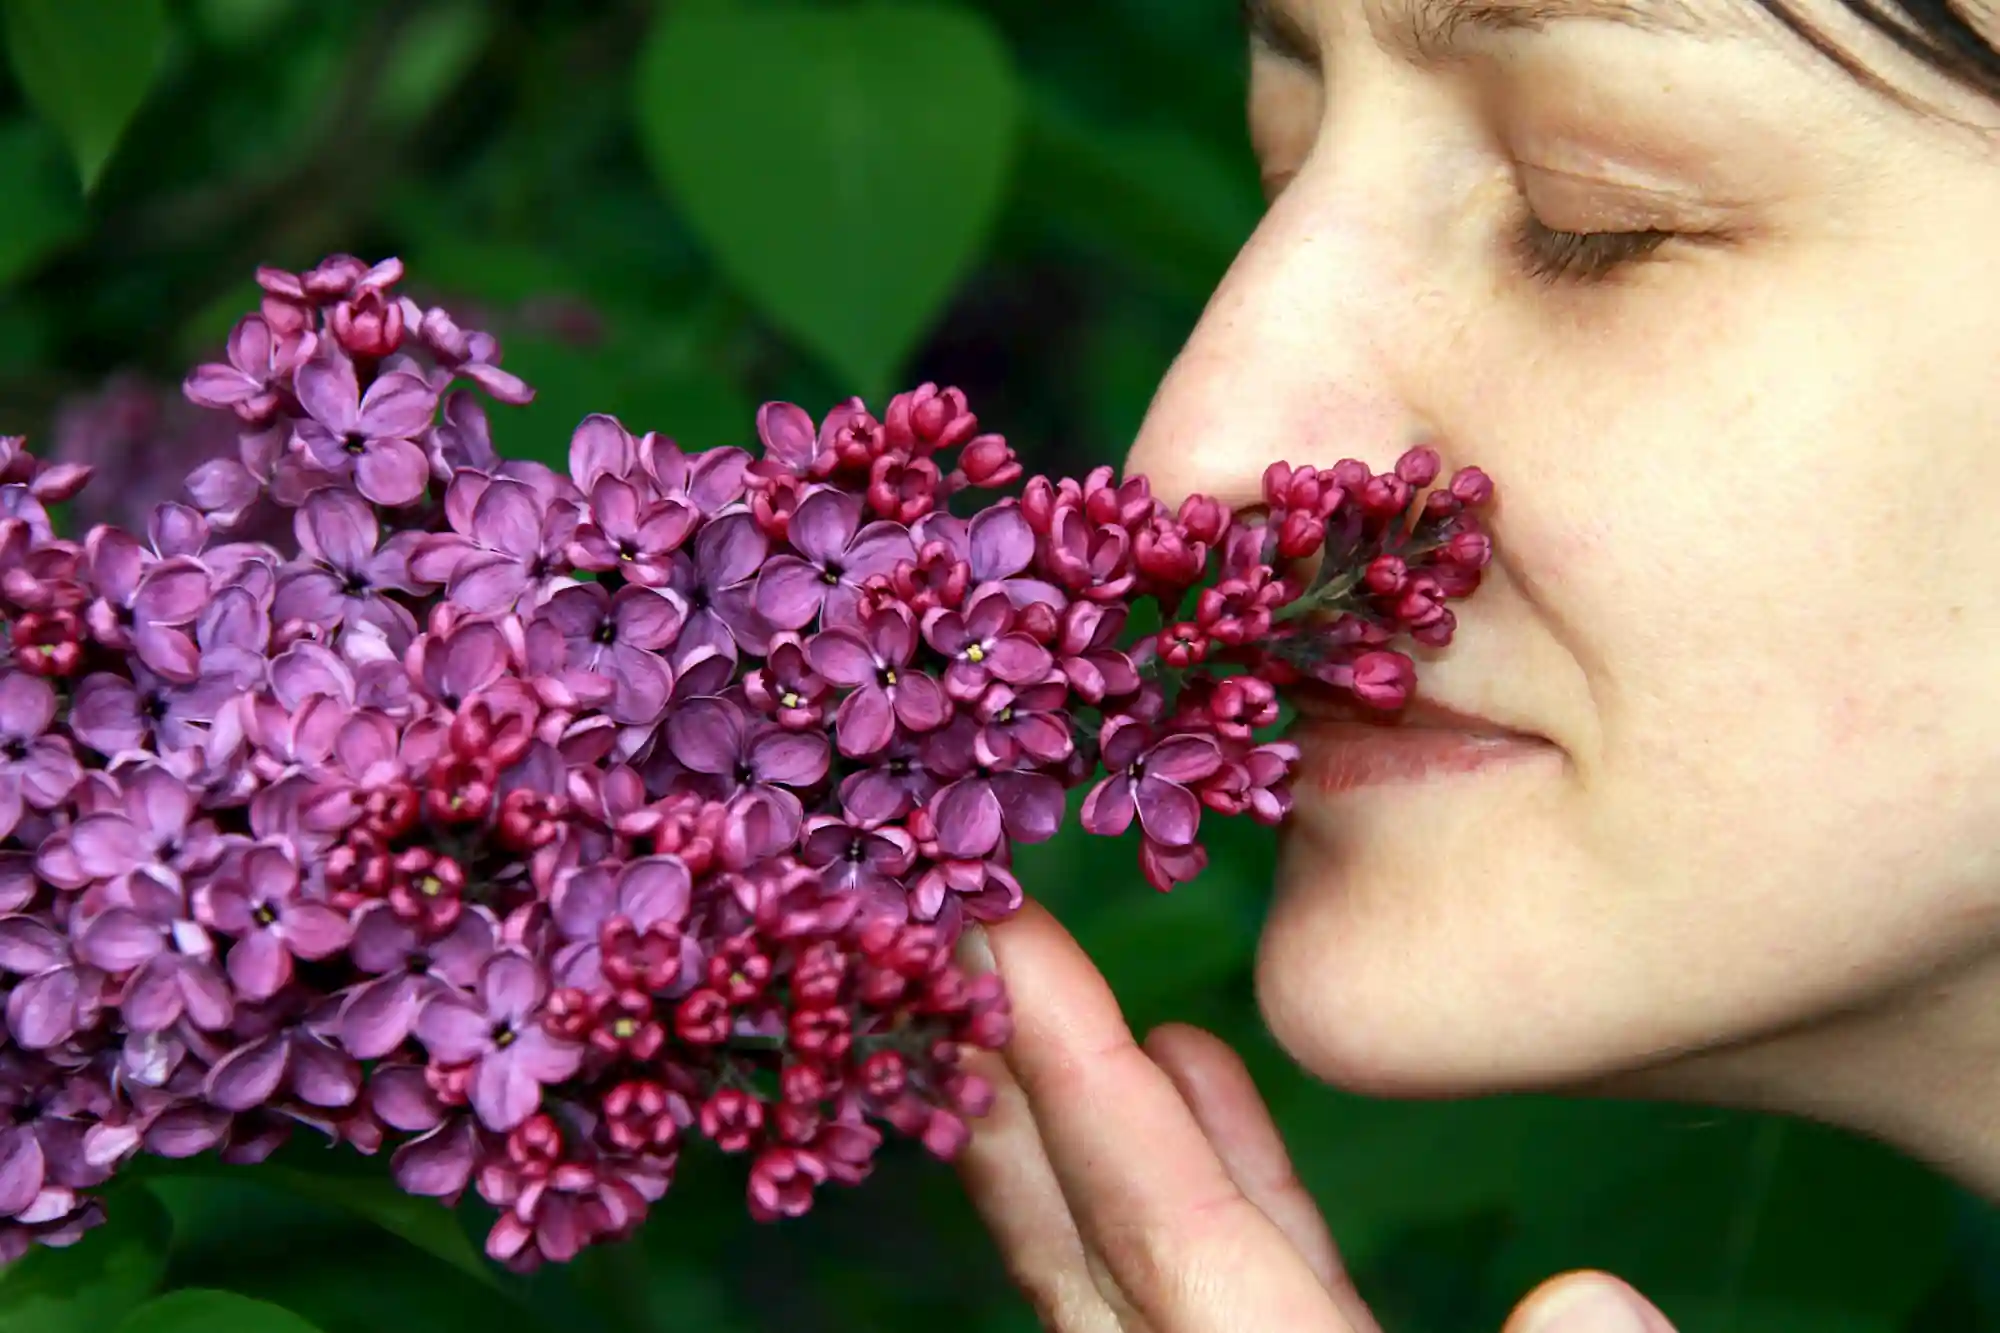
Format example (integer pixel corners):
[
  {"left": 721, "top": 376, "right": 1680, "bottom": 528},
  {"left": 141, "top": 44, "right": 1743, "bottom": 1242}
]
[{"left": 1249, "top": 778, "right": 1671, "bottom": 1102}]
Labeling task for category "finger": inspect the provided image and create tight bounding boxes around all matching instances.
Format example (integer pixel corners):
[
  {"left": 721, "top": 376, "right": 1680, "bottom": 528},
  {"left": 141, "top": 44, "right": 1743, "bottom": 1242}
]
[
  {"left": 984, "top": 899, "right": 1350, "bottom": 1333},
  {"left": 1504, "top": 1271, "right": 1679, "bottom": 1333},
  {"left": 955, "top": 1037, "right": 1128, "bottom": 1333},
  {"left": 1143, "top": 1024, "right": 1380, "bottom": 1331}
]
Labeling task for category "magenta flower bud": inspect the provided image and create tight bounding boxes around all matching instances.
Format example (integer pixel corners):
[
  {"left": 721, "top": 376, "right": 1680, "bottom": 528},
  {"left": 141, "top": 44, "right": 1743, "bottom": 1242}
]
[
  {"left": 1365, "top": 553, "right": 1408, "bottom": 595},
  {"left": 886, "top": 383, "right": 977, "bottom": 455},
  {"left": 1444, "top": 528, "right": 1493, "bottom": 569},
  {"left": 1450, "top": 465, "right": 1494, "bottom": 505},
  {"left": 330, "top": 289, "right": 406, "bottom": 358},
  {"left": 866, "top": 453, "right": 941, "bottom": 525},
  {"left": 674, "top": 989, "right": 731, "bottom": 1046},
  {"left": 1350, "top": 650, "right": 1416, "bottom": 710},
  {"left": 1177, "top": 493, "right": 1230, "bottom": 546},
  {"left": 1410, "top": 606, "right": 1458, "bottom": 647},
  {"left": 700, "top": 1089, "right": 765, "bottom": 1153},
  {"left": 957, "top": 434, "right": 1020, "bottom": 488},
  {"left": 1133, "top": 517, "right": 1205, "bottom": 587},
  {"left": 1359, "top": 472, "right": 1411, "bottom": 517},
  {"left": 1274, "top": 511, "right": 1325, "bottom": 561},
  {"left": 1395, "top": 445, "right": 1443, "bottom": 487}
]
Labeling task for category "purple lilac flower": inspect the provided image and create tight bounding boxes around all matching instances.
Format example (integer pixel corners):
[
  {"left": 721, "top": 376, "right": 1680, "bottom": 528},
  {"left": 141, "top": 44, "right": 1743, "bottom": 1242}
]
[
  {"left": 0, "top": 252, "right": 1492, "bottom": 1265},
  {"left": 0, "top": 674, "right": 80, "bottom": 838},
  {"left": 807, "top": 606, "right": 948, "bottom": 757},
  {"left": 836, "top": 735, "right": 939, "bottom": 824},
  {"left": 291, "top": 345, "right": 437, "bottom": 506},
  {"left": 199, "top": 843, "right": 353, "bottom": 1002},
  {"left": 273, "top": 489, "right": 427, "bottom": 647},
  {"left": 415, "top": 951, "right": 583, "bottom": 1131},
  {"left": 753, "top": 489, "right": 914, "bottom": 630},
  {"left": 531, "top": 585, "right": 683, "bottom": 726},
  {"left": 920, "top": 586, "right": 1053, "bottom": 702},
  {"left": 1080, "top": 719, "right": 1224, "bottom": 847},
  {"left": 81, "top": 528, "right": 211, "bottom": 682},
  {"left": 663, "top": 512, "right": 776, "bottom": 660},
  {"left": 338, "top": 907, "right": 496, "bottom": 1059},
  {"left": 73, "top": 872, "right": 232, "bottom": 1033},
  {"left": 0, "top": 914, "right": 102, "bottom": 1047},
  {"left": 182, "top": 314, "right": 314, "bottom": 424},
  {"left": 799, "top": 815, "right": 913, "bottom": 920},
  {"left": 912, "top": 504, "right": 1064, "bottom": 608},
  {"left": 548, "top": 856, "right": 698, "bottom": 993},
  {"left": 412, "top": 473, "right": 579, "bottom": 614},
  {"left": 664, "top": 698, "right": 829, "bottom": 817}
]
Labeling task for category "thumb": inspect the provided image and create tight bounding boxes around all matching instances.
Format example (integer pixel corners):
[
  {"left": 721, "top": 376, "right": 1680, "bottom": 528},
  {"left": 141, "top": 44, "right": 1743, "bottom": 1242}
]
[{"left": 1505, "top": 1271, "right": 1678, "bottom": 1333}]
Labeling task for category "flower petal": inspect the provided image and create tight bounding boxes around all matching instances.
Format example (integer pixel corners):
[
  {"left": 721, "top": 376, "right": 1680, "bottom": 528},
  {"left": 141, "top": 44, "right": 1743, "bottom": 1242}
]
[
  {"left": 1135, "top": 774, "right": 1203, "bottom": 847},
  {"left": 296, "top": 488, "right": 379, "bottom": 571},
  {"left": 664, "top": 697, "right": 744, "bottom": 775},
  {"left": 969, "top": 504, "right": 1035, "bottom": 581},
  {"left": 618, "top": 856, "right": 692, "bottom": 927},
  {"left": 933, "top": 780, "right": 1004, "bottom": 859},
  {"left": 204, "top": 1035, "right": 290, "bottom": 1111},
  {"left": 754, "top": 557, "right": 828, "bottom": 631},
  {"left": 354, "top": 436, "right": 430, "bottom": 507},
  {"left": 833, "top": 688, "right": 894, "bottom": 759},
  {"left": 480, "top": 951, "right": 543, "bottom": 1023},
  {"left": 1079, "top": 773, "right": 1136, "bottom": 838},
  {"left": 748, "top": 727, "right": 830, "bottom": 787},
  {"left": 413, "top": 993, "right": 489, "bottom": 1064},
  {"left": 6, "top": 969, "right": 83, "bottom": 1049},
  {"left": 787, "top": 490, "right": 860, "bottom": 564},
  {"left": 340, "top": 974, "right": 422, "bottom": 1060},
  {"left": 806, "top": 630, "right": 876, "bottom": 687},
  {"left": 226, "top": 929, "right": 292, "bottom": 1002},
  {"left": 472, "top": 1052, "right": 542, "bottom": 1132},
  {"left": 356, "top": 370, "right": 440, "bottom": 439}
]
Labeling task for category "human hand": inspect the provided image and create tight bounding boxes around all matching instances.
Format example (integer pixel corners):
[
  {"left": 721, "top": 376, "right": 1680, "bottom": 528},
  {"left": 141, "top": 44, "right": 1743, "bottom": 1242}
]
[{"left": 955, "top": 901, "right": 1677, "bottom": 1333}]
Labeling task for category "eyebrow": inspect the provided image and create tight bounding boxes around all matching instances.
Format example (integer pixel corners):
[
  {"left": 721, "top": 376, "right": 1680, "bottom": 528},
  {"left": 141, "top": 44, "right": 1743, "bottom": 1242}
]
[{"left": 1240, "top": 0, "right": 1730, "bottom": 68}]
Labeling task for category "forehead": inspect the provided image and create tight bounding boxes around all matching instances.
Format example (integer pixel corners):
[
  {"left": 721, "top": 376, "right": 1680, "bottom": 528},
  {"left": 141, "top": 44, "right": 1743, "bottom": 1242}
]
[
  {"left": 1242, "top": 0, "right": 1761, "bottom": 57},
  {"left": 1244, "top": 0, "right": 2000, "bottom": 129}
]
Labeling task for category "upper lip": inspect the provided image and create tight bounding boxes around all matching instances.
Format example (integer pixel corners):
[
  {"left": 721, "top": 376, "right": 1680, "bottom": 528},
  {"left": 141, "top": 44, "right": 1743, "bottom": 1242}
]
[{"left": 1285, "top": 684, "right": 1540, "bottom": 740}]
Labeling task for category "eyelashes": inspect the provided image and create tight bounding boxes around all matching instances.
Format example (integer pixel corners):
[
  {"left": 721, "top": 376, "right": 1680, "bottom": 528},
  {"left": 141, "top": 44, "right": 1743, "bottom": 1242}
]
[
  {"left": 1256, "top": 171, "right": 1691, "bottom": 286},
  {"left": 1512, "top": 214, "right": 1677, "bottom": 285}
]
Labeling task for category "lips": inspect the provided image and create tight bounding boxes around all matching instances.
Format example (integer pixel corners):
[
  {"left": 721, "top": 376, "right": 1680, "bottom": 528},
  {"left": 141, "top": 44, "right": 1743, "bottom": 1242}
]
[
  {"left": 1283, "top": 681, "right": 1537, "bottom": 741},
  {"left": 1281, "top": 684, "right": 1557, "bottom": 793}
]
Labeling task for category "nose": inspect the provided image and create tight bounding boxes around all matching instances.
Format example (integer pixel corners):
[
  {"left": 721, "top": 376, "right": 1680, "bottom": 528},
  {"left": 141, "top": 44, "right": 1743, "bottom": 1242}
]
[{"left": 1123, "top": 164, "right": 1440, "bottom": 511}]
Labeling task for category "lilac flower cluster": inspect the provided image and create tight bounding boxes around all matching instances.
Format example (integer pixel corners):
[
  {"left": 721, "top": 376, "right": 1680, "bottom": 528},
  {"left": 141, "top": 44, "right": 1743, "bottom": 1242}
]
[{"left": 0, "top": 254, "right": 1492, "bottom": 1270}]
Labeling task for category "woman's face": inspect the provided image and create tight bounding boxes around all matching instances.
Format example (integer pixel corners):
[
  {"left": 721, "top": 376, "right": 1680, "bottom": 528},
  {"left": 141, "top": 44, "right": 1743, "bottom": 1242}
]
[{"left": 1124, "top": 0, "right": 2000, "bottom": 1111}]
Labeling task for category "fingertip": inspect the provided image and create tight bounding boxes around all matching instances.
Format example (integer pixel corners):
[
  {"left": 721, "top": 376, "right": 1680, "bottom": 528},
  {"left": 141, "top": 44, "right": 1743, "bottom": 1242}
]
[
  {"left": 982, "top": 899, "right": 1133, "bottom": 1058},
  {"left": 1143, "top": 1022, "right": 1239, "bottom": 1075},
  {"left": 1506, "top": 1271, "right": 1677, "bottom": 1333}
]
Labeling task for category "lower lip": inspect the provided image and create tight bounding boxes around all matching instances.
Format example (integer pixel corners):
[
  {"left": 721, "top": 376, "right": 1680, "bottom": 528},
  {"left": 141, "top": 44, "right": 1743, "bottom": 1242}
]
[{"left": 1289, "top": 719, "right": 1555, "bottom": 794}]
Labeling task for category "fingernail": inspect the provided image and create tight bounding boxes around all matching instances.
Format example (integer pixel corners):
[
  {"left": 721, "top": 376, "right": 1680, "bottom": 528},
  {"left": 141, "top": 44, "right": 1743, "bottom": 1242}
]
[
  {"left": 956, "top": 923, "right": 995, "bottom": 976},
  {"left": 1522, "top": 1277, "right": 1663, "bottom": 1333}
]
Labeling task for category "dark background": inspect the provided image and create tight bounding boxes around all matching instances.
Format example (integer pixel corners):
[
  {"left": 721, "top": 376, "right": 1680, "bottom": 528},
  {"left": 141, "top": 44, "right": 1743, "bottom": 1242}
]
[{"left": 0, "top": 1, "right": 1996, "bottom": 1330}]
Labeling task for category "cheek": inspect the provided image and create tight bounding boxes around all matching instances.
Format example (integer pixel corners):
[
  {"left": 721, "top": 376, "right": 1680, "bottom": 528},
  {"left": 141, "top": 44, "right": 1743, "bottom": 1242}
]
[{"left": 1248, "top": 245, "right": 2000, "bottom": 1095}]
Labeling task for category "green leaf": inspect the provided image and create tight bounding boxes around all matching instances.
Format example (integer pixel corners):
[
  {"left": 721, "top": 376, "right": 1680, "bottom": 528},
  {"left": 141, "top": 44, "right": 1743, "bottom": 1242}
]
[
  {"left": 367, "top": 2, "right": 492, "bottom": 130},
  {"left": 245, "top": 1165, "right": 501, "bottom": 1293},
  {"left": 115, "top": 1290, "right": 325, "bottom": 1333},
  {"left": 634, "top": 0, "right": 1020, "bottom": 398},
  {"left": 1, "top": 0, "right": 168, "bottom": 191},
  {"left": 0, "top": 1184, "right": 171, "bottom": 1333},
  {"left": 1014, "top": 86, "right": 1260, "bottom": 305},
  {"left": 1488, "top": 1113, "right": 1957, "bottom": 1332},
  {"left": 0, "top": 117, "right": 83, "bottom": 288},
  {"left": 174, "top": 1230, "right": 533, "bottom": 1333}
]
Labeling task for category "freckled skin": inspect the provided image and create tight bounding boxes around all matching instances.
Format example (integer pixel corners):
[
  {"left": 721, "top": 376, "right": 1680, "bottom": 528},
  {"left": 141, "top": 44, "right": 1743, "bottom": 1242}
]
[{"left": 1125, "top": 0, "right": 2000, "bottom": 1186}]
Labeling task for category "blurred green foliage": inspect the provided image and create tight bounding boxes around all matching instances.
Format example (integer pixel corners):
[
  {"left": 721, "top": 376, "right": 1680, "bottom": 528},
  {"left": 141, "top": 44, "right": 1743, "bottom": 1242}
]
[{"left": 0, "top": 0, "right": 1992, "bottom": 1329}]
